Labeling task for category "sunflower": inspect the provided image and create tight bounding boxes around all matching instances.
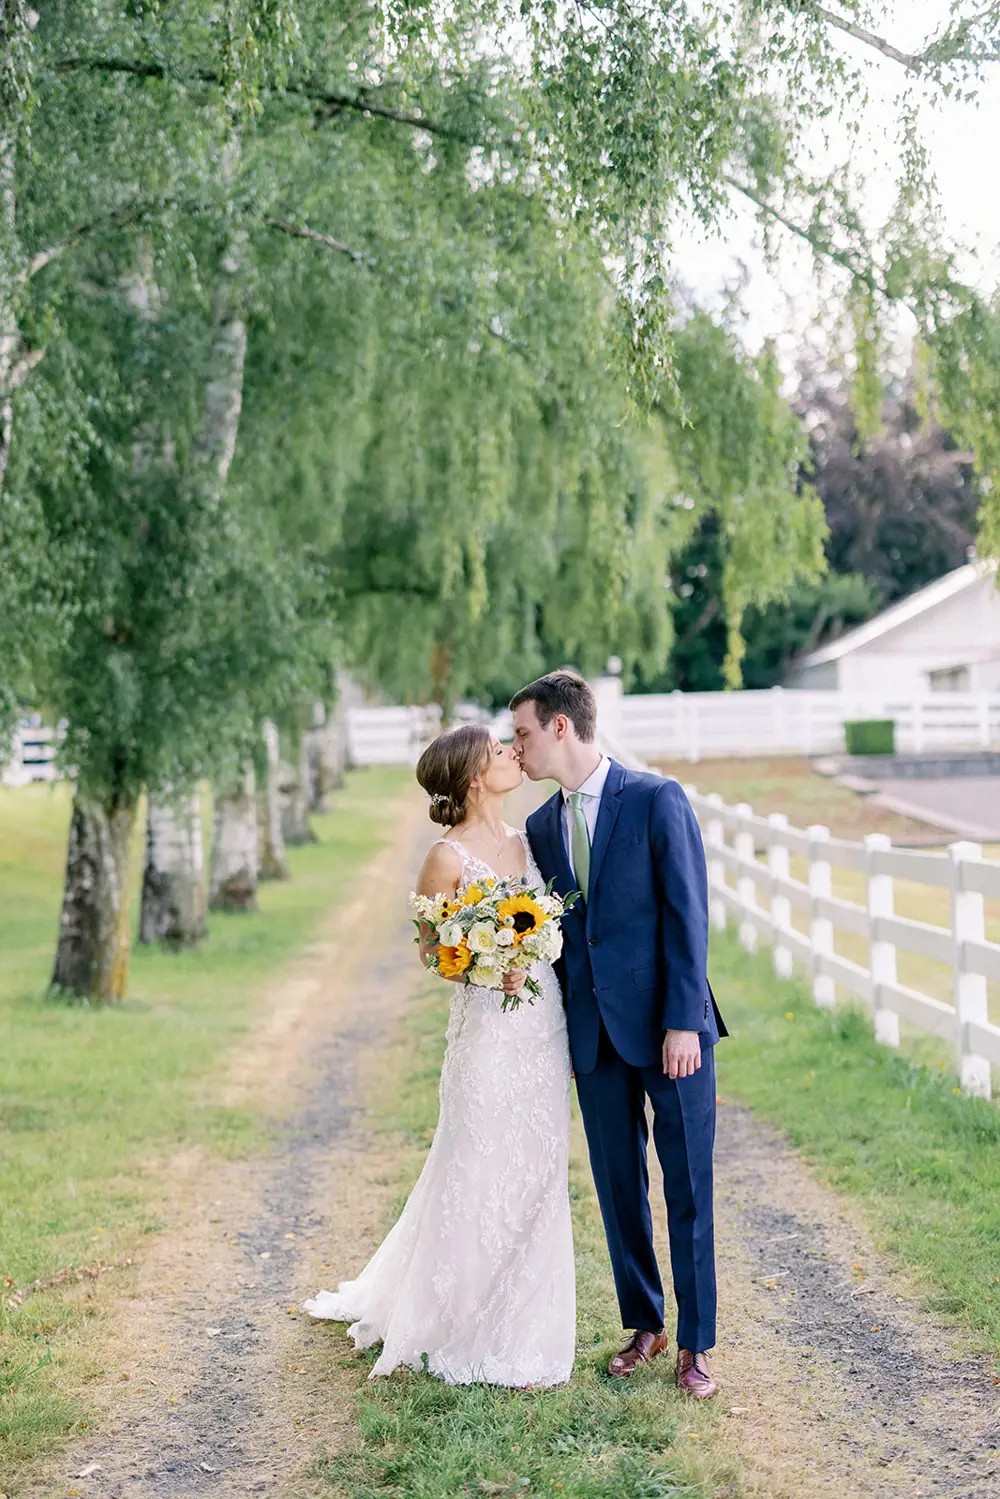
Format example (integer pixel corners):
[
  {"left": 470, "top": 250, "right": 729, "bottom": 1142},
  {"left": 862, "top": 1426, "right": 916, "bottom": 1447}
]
[
  {"left": 496, "top": 894, "right": 549, "bottom": 944},
  {"left": 460, "top": 883, "right": 485, "bottom": 907},
  {"left": 438, "top": 940, "right": 473, "bottom": 978}
]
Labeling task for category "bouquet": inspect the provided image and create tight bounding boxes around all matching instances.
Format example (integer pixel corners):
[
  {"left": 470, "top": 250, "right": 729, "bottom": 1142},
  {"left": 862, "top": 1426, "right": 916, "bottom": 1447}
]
[{"left": 410, "top": 875, "right": 579, "bottom": 1010}]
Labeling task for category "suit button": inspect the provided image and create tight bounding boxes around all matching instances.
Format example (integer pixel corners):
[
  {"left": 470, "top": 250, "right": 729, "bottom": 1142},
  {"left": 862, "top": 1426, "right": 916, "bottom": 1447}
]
[{"left": 588, "top": 937, "right": 597, "bottom": 947}]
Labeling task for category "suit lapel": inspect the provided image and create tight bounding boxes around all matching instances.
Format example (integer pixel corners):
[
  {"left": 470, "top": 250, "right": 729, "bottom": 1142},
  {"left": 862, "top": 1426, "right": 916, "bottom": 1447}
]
[
  {"left": 588, "top": 759, "right": 626, "bottom": 900},
  {"left": 539, "top": 790, "right": 575, "bottom": 897}
]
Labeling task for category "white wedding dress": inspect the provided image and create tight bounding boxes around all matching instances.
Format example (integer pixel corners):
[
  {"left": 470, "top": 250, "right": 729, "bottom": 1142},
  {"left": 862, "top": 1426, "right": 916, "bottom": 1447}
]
[{"left": 303, "top": 833, "right": 575, "bottom": 1387}]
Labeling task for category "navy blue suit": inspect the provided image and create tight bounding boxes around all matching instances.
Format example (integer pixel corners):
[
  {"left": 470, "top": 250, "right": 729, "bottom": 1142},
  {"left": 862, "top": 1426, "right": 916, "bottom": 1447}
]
[{"left": 526, "top": 760, "right": 727, "bottom": 1351}]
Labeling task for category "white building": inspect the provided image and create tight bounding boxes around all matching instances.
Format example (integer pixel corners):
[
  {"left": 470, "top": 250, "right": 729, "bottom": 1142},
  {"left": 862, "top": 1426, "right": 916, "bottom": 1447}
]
[{"left": 785, "top": 560, "right": 1000, "bottom": 695}]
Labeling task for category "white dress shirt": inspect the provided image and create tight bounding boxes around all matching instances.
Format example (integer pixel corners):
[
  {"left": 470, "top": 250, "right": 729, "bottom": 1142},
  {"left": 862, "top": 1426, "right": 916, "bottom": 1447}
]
[{"left": 562, "top": 755, "right": 611, "bottom": 881}]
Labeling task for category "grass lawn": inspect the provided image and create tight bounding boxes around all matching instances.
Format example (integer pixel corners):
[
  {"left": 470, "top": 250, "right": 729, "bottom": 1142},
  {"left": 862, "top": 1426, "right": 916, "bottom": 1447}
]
[
  {"left": 0, "top": 769, "right": 410, "bottom": 1474},
  {"left": 317, "top": 973, "right": 738, "bottom": 1499},
  {"left": 654, "top": 757, "right": 945, "bottom": 845},
  {"left": 713, "top": 929, "right": 1000, "bottom": 1359}
]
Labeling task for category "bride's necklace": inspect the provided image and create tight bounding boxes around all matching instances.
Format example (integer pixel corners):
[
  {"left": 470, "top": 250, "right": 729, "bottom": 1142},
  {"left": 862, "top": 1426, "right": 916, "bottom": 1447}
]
[{"left": 466, "top": 818, "right": 506, "bottom": 860}]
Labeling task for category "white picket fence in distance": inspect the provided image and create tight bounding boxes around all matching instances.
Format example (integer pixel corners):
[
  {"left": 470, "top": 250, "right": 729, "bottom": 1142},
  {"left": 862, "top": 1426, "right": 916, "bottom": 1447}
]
[
  {"left": 2, "top": 706, "right": 443, "bottom": 785},
  {"left": 345, "top": 704, "right": 443, "bottom": 766},
  {"left": 612, "top": 684, "right": 1000, "bottom": 762},
  {"left": 688, "top": 787, "right": 1000, "bottom": 1099},
  {"left": 1, "top": 724, "right": 58, "bottom": 786}
]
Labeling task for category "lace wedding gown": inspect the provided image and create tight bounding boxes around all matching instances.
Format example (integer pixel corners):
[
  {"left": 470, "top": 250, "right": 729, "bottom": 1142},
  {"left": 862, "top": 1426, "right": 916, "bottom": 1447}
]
[{"left": 303, "top": 833, "right": 575, "bottom": 1387}]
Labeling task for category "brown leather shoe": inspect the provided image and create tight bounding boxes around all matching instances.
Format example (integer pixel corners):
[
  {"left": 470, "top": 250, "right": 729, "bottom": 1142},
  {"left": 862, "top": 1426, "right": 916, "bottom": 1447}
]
[
  {"left": 676, "top": 1348, "right": 718, "bottom": 1399},
  {"left": 607, "top": 1329, "right": 669, "bottom": 1378}
]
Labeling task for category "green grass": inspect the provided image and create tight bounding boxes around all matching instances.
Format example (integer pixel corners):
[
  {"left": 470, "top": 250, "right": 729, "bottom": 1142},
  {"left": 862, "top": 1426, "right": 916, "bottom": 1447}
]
[
  {"left": 713, "top": 929, "right": 1000, "bottom": 1357},
  {"left": 0, "top": 768, "right": 411, "bottom": 1473},
  {"left": 314, "top": 975, "right": 733, "bottom": 1499}
]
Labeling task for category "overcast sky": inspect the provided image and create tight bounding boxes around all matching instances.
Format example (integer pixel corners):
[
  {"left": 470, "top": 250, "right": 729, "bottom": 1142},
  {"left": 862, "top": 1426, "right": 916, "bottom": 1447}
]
[{"left": 671, "top": 2, "right": 1000, "bottom": 366}]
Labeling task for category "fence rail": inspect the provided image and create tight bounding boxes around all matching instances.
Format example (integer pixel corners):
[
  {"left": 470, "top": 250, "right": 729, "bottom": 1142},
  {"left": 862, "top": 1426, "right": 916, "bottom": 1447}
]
[
  {"left": 694, "top": 789, "right": 1000, "bottom": 1098},
  {"left": 344, "top": 704, "right": 443, "bottom": 767},
  {"left": 2, "top": 705, "right": 443, "bottom": 786},
  {"left": 611, "top": 684, "right": 1000, "bottom": 761},
  {"left": 1, "top": 724, "right": 58, "bottom": 786}
]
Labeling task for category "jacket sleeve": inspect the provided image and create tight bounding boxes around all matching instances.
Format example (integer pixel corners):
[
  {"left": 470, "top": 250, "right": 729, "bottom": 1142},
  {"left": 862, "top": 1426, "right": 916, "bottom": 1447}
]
[{"left": 649, "top": 779, "right": 710, "bottom": 1033}]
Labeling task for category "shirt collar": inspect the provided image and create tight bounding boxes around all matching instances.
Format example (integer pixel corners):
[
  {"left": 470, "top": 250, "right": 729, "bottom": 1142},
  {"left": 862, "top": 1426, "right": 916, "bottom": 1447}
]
[{"left": 563, "top": 755, "right": 611, "bottom": 803}]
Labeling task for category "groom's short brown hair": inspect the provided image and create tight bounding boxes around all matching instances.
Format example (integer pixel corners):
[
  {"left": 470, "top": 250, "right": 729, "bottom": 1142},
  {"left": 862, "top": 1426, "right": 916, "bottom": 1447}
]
[{"left": 509, "top": 669, "right": 597, "bottom": 742}]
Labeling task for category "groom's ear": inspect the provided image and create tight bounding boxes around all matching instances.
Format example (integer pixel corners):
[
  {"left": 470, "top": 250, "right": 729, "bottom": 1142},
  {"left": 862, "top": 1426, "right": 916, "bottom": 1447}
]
[{"left": 552, "top": 713, "right": 571, "bottom": 741}]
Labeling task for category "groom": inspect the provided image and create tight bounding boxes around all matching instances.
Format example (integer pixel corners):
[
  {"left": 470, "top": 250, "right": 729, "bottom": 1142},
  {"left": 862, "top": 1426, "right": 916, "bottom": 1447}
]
[{"left": 512, "top": 669, "right": 726, "bottom": 1397}]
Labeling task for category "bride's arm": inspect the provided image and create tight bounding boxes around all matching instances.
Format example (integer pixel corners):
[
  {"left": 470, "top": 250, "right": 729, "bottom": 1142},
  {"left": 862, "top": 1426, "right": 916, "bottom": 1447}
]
[{"left": 414, "top": 841, "right": 465, "bottom": 979}]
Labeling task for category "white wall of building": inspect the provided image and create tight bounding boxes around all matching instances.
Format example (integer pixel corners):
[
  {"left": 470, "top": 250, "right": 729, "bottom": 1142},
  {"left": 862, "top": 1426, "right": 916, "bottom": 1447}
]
[{"left": 786, "top": 572, "right": 1000, "bottom": 695}]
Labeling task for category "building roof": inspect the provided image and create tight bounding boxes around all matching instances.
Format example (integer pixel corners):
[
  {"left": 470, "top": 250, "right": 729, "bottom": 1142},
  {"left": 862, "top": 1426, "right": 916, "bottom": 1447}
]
[{"left": 795, "top": 559, "right": 999, "bottom": 668}]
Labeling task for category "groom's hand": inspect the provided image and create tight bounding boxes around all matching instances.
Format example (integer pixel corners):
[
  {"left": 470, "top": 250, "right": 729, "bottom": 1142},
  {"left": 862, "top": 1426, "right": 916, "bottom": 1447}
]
[{"left": 663, "top": 1029, "right": 701, "bottom": 1080}]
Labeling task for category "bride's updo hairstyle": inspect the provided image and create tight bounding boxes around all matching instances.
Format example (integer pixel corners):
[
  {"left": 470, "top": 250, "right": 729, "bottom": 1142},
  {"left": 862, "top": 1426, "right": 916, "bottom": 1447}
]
[{"left": 416, "top": 723, "right": 491, "bottom": 827}]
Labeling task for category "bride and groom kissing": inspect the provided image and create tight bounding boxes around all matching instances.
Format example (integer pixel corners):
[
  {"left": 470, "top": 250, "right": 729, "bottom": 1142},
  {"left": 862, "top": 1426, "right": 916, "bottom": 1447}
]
[{"left": 305, "top": 669, "right": 727, "bottom": 1397}]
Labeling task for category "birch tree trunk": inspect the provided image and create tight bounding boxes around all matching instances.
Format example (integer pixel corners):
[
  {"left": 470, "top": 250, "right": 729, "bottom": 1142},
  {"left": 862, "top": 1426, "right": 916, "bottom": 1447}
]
[
  {"left": 279, "top": 733, "right": 316, "bottom": 846},
  {"left": 138, "top": 171, "right": 247, "bottom": 938},
  {"left": 305, "top": 698, "right": 346, "bottom": 812},
  {"left": 139, "top": 791, "right": 207, "bottom": 945},
  {"left": 257, "top": 718, "right": 290, "bottom": 880},
  {"left": 49, "top": 244, "right": 165, "bottom": 997},
  {"left": 0, "top": 5, "right": 42, "bottom": 497},
  {"left": 50, "top": 793, "right": 137, "bottom": 1002},
  {"left": 209, "top": 766, "right": 258, "bottom": 912}
]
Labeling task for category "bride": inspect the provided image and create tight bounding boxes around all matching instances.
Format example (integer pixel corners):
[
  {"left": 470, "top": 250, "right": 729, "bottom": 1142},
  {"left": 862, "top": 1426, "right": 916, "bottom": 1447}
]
[{"left": 303, "top": 723, "right": 575, "bottom": 1387}]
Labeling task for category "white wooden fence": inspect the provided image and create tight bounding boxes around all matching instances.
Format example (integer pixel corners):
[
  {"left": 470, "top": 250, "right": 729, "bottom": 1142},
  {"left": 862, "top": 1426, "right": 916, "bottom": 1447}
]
[
  {"left": 689, "top": 789, "right": 1000, "bottom": 1098},
  {"left": 1, "top": 724, "right": 58, "bottom": 786},
  {"left": 2, "top": 706, "right": 443, "bottom": 785},
  {"left": 610, "top": 684, "right": 1000, "bottom": 762},
  {"left": 345, "top": 704, "right": 442, "bottom": 766}
]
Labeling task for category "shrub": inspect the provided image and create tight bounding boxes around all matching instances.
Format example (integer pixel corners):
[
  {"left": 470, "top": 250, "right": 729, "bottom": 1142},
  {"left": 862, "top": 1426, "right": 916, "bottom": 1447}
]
[{"left": 843, "top": 718, "right": 895, "bottom": 755}]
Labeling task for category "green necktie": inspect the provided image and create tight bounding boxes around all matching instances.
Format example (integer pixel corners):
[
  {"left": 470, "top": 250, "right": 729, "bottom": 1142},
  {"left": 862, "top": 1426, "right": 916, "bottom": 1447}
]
[{"left": 569, "top": 790, "right": 591, "bottom": 898}]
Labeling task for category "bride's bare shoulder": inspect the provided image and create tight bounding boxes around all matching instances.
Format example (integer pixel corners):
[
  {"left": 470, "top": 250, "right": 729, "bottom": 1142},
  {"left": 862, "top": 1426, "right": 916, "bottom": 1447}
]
[{"left": 415, "top": 837, "right": 462, "bottom": 895}]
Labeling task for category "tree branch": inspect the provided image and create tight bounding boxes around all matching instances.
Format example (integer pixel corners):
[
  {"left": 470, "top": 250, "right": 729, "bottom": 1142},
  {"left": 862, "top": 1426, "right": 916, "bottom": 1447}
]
[
  {"left": 723, "top": 174, "right": 881, "bottom": 294},
  {"left": 813, "top": 4, "right": 920, "bottom": 70},
  {"left": 815, "top": 4, "right": 1000, "bottom": 71},
  {"left": 22, "top": 198, "right": 182, "bottom": 282},
  {"left": 263, "top": 216, "right": 374, "bottom": 267},
  {"left": 51, "top": 55, "right": 465, "bottom": 139},
  {"left": 7, "top": 344, "right": 45, "bottom": 389}
]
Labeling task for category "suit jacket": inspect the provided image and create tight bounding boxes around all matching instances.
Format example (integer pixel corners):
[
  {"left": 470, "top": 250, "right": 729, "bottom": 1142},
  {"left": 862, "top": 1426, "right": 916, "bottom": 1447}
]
[{"left": 526, "top": 759, "right": 728, "bottom": 1074}]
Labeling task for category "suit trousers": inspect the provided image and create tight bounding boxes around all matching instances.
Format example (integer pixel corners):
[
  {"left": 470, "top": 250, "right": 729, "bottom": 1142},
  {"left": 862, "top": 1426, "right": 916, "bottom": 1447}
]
[{"left": 574, "top": 1021, "right": 718, "bottom": 1352}]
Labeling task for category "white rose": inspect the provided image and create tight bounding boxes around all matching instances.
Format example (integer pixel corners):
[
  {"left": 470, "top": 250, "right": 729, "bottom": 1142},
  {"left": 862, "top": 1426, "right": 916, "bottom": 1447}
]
[
  {"left": 438, "top": 920, "right": 464, "bottom": 948},
  {"left": 467, "top": 921, "right": 497, "bottom": 954},
  {"left": 541, "top": 928, "right": 562, "bottom": 960},
  {"left": 469, "top": 962, "right": 502, "bottom": 988},
  {"left": 495, "top": 928, "right": 516, "bottom": 948}
]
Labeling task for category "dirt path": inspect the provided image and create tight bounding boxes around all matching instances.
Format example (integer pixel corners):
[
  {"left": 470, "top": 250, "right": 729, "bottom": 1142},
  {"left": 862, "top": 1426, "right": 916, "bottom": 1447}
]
[
  {"left": 44, "top": 784, "right": 1000, "bottom": 1499},
  {"left": 43, "top": 793, "right": 432, "bottom": 1499},
  {"left": 710, "top": 1107, "right": 1000, "bottom": 1497}
]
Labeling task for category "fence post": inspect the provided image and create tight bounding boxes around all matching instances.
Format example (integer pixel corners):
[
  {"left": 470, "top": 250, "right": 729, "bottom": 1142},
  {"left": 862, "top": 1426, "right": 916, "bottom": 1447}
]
[
  {"left": 807, "top": 824, "right": 835, "bottom": 1008},
  {"left": 770, "top": 686, "right": 786, "bottom": 752},
  {"left": 768, "top": 812, "right": 793, "bottom": 979},
  {"left": 976, "top": 693, "right": 990, "bottom": 749},
  {"left": 950, "top": 841, "right": 991, "bottom": 1099},
  {"left": 864, "top": 833, "right": 899, "bottom": 1047},
  {"left": 734, "top": 802, "right": 758, "bottom": 952},
  {"left": 685, "top": 695, "right": 700, "bottom": 764},
  {"left": 704, "top": 793, "right": 726, "bottom": 932}
]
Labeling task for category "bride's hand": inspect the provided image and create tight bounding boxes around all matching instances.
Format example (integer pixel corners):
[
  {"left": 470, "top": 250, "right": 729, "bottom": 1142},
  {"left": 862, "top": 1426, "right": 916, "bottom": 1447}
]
[{"left": 502, "top": 971, "right": 527, "bottom": 996}]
